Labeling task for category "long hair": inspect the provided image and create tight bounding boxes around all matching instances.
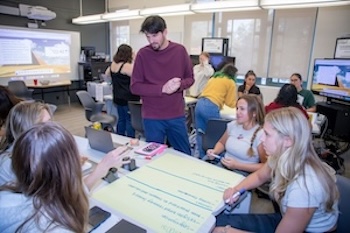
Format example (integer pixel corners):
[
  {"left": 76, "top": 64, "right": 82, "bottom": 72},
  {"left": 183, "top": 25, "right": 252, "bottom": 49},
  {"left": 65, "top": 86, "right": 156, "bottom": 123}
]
[
  {"left": 113, "top": 44, "right": 133, "bottom": 64},
  {"left": 10, "top": 122, "right": 89, "bottom": 232},
  {"left": 243, "top": 70, "right": 256, "bottom": 87},
  {"left": 238, "top": 94, "right": 265, "bottom": 156},
  {"left": 266, "top": 107, "right": 338, "bottom": 211},
  {"left": 0, "top": 85, "right": 21, "bottom": 127},
  {"left": 212, "top": 64, "right": 238, "bottom": 82},
  {"left": 274, "top": 84, "right": 298, "bottom": 106},
  {"left": 0, "top": 101, "right": 52, "bottom": 152}
]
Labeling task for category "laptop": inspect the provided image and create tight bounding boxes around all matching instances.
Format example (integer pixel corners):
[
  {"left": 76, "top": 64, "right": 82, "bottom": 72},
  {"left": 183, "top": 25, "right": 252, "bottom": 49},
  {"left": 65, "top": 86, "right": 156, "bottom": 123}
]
[{"left": 85, "top": 127, "right": 123, "bottom": 153}]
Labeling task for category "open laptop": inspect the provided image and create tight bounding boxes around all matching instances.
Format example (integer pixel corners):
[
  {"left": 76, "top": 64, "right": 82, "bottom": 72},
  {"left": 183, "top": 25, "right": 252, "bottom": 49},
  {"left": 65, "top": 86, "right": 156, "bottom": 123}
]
[{"left": 85, "top": 127, "right": 124, "bottom": 153}]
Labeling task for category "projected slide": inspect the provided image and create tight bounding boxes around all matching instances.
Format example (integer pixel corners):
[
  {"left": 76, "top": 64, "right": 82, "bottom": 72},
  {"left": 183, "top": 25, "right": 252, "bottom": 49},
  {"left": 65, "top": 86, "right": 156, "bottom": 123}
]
[{"left": 0, "top": 28, "right": 71, "bottom": 78}]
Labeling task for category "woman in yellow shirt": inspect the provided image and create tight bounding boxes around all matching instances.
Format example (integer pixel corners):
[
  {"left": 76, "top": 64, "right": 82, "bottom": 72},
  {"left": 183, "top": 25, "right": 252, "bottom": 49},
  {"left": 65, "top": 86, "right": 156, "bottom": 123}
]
[{"left": 195, "top": 63, "right": 237, "bottom": 158}]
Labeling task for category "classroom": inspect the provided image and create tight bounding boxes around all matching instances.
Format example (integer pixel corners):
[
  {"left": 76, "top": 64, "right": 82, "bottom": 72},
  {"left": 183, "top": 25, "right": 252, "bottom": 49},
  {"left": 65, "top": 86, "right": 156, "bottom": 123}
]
[{"left": 0, "top": 0, "right": 350, "bottom": 232}]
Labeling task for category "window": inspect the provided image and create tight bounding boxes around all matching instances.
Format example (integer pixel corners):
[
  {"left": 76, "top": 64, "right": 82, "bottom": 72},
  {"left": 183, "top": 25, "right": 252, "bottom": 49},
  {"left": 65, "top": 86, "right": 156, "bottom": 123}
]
[{"left": 110, "top": 21, "right": 130, "bottom": 56}]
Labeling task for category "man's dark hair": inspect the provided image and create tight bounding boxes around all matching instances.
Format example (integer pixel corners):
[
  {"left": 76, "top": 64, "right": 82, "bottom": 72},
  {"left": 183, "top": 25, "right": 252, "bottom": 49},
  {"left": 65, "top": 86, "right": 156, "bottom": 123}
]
[
  {"left": 275, "top": 84, "right": 298, "bottom": 106},
  {"left": 140, "top": 15, "right": 167, "bottom": 34}
]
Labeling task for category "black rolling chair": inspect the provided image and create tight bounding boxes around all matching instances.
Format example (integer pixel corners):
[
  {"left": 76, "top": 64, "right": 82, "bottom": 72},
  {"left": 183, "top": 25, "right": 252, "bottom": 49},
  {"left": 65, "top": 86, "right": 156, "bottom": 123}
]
[
  {"left": 8, "top": 80, "right": 34, "bottom": 100},
  {"left": 128, "top": 101, "right": 144, "bottom": 138},
  {"left": 76, "top": 91, "right": 116, "bottom": 131},
  {"left": 202, "top": 118, "right": 232, "bottom": 153}
]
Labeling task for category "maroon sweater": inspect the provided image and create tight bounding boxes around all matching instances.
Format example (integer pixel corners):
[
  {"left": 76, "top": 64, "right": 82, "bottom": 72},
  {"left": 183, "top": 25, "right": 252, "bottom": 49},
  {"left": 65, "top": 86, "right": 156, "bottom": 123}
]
[
  {"left": 265, "top": 102, "right": 309, "bottom": 119},
  {"left": 131, "top": 42, "right": 194, "bottom": 119}
]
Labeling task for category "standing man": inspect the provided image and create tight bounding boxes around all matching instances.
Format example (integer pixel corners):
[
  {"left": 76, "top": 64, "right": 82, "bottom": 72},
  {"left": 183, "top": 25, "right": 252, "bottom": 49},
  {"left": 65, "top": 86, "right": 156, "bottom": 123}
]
[
  {"left": 290, "top": 73, "right": 316, "bottom": 112},
  {"left": 131, "top": 15, "right": 194, "bottom": 155}
]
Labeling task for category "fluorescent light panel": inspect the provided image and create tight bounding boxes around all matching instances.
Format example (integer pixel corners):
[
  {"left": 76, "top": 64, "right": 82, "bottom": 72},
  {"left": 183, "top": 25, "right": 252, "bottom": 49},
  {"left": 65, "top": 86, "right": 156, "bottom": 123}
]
[
  {"left": 102, "top": 9, "right": 143, "bottom": 21},
  {"left": 140, "top": 4, "right": 194, "bottom": 16},
  {"left": 72, "top": 14, "right": 106, "bottom": 24},
  {"left": 260, "top": 0, "right": 350, "bottom": 9},
  {"left": 191, "top": 0, "right": 260, "bottom": 13}
]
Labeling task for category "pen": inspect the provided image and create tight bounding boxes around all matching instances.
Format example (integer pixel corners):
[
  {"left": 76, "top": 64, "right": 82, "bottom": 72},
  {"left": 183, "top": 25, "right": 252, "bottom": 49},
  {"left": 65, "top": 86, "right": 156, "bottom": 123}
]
[
  {"left": 210, "top": 153, "right": 220, "bottom": 159},
  {"left": 225, "top": 188, "right": 246, "bottom": 203}
]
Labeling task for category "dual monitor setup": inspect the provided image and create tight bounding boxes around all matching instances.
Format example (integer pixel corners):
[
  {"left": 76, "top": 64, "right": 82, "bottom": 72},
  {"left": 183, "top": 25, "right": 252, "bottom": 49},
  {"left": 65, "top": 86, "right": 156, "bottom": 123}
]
[{"left": 190, "top": 54, "right": 236, "bottom": 71}]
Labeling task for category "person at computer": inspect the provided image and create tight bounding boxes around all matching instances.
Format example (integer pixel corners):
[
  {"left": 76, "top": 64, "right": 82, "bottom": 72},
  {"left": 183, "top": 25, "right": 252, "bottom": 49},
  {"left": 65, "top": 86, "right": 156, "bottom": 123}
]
[
  {"left": 131, "top": 15, "right": 194, "bottom": 155},
  {"left": 105, "top": 44, "right": 140, "bottom": 138},
  {"left": 195, "top": 63, "right": 238, "bottom": 159},
  {"left": 237, "top": 70, "right": 262, "bottom": 99},
  {"left": 206, "top": 95, "right": 267, "bottom": 176},
  {"left": 0, "top": 85, "right": 21, "bottom": 137},
  {"left": 0, "top": 122, "right": 90, "bottom": 232},
  {"left": 188, "top": 52, "right": 214, "bottom": 98},
  {"left": 265, "top": 84, "right": 309, "bottom": 119},
  {"left": 290, "top": 73, "right": 316, "bottom": 112},
  {"left": 0, "top": 102, "right": 128, "bottom": 191},
  {"left": 213, "top": 107, "right": 338, "bottom": 233}
]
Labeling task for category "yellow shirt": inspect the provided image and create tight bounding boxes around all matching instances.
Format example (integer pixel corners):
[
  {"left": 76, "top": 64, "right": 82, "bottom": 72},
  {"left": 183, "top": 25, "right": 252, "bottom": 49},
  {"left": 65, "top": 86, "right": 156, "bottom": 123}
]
[{"left": 200, "top": 77, "right": 237, "bottom": 109}]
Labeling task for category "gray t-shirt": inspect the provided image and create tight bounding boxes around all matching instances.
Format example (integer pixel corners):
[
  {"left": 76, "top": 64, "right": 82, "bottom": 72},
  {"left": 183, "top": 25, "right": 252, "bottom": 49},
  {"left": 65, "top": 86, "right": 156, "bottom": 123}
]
[
  {"left": 0, "top": 191, "right": 73, "bottom": 233},
  {"left": 0, "top": 147, "right": 16, "bottom": 186}
]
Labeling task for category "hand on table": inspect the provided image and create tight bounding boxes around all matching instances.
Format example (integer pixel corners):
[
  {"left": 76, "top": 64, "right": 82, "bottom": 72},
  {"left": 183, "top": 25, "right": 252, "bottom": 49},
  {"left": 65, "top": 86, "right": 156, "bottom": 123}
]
[{"left": 221, "top": 157, "right": 239, "bottom": 170}]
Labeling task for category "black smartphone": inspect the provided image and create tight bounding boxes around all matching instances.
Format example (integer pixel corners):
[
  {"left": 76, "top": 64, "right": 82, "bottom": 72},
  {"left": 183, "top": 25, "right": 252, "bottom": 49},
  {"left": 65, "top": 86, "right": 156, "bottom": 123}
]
[
  {"left": 106, "top": 219, "right": 146, "bottom": 233},
  {"left": 88, "top": 206, "right": 111, "bottom": 232}
]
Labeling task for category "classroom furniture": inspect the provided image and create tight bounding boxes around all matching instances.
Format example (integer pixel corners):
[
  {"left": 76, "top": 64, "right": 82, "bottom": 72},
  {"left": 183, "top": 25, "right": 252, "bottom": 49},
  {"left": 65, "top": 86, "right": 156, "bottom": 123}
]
[
  {"left": 76, "top": 90, "right": 116, "bottom": 130},
  {"left": 202, "top": 118, "right": 231, "bottom": 152},
  {"left": 336, "top": 175, "right": 350, "bottom": 233},
  {"left": 74, "top": 133, "right": 251, "bottom": 233},
  {"left": 26, "top": 79, "right": 72, "bottom": 107},
  {"left": 128, "top": 101, "right": 144, "bottom": 137},
  {"left": 78, "top": 61, "right": 111, "bottom": 83},
  {"left": 7, "top": 80, "right": 34, "bottom": 100}
]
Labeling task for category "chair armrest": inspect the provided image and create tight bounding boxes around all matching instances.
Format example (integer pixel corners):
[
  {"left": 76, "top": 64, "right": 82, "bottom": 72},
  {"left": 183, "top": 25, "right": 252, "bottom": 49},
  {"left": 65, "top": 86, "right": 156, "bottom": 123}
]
[{"left": 92, "top": 102, "right": 105, "bottom": 113}]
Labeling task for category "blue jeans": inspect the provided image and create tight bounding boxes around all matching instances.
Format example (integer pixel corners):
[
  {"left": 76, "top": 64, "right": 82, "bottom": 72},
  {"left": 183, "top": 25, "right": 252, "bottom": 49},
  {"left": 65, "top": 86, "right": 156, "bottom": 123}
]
[
  {"left": 216, "top": 212, "right": 282, "bottom": 233},
  {"left": 116, "top": 105, "right": 135, "bottom": 138},
  {"left": 143, "top": 116, "right": 191, "bottom": 155},
  {"left": 195, "top": 98, "right": 220, "bottom": 158}
]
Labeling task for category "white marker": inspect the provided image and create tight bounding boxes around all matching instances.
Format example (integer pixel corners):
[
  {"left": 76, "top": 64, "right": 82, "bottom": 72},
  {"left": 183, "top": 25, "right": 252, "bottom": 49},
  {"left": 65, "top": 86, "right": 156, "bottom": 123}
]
[
  {"left": 209, "top": 153, "right": 220, "bottom": 159},
  {"left": 225, "top": 188, "right": 246, "bottom": 203}
]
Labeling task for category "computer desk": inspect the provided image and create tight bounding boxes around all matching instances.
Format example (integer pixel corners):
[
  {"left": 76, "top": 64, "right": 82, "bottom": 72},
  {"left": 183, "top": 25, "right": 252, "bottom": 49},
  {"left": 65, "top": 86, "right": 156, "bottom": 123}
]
[{"left": 74, "top": 134, "right": 251, "bottom": 233}]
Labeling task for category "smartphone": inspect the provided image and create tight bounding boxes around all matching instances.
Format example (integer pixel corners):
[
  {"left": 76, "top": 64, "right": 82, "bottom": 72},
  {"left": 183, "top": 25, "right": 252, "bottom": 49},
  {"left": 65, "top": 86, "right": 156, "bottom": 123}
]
[
  {"left": 88, "top": 206, "right": 111, "bottom": 232},
  {"left": 106, "top": 219, "right": 146, "bottom": 233}
]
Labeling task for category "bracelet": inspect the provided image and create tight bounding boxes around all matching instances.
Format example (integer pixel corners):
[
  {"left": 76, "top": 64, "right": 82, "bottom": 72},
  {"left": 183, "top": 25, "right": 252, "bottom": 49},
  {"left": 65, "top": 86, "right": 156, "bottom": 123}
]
[{"left": 221, "top": 225, "right": 231, "bottom": 233}]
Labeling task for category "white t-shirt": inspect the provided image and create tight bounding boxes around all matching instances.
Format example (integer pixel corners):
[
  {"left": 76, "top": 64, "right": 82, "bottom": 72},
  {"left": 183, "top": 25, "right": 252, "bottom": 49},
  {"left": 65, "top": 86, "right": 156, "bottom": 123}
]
[
  {"left": 224, "top": 121, "right": 263, "bottom": 164},
  {"left": 280, "top": 164, "right": 338, "bottom": 232}
]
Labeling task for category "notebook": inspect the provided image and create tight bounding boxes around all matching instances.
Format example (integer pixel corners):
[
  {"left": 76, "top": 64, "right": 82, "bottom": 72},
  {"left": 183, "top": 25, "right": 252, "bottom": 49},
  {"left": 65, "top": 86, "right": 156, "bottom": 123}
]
[{"left": 85, "top": 127, "right": 123, "bottom": 153}]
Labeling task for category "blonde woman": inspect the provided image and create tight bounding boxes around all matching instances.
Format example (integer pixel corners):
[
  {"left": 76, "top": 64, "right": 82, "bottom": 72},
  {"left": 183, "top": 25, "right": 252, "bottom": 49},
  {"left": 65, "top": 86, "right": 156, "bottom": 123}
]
[
  {"left": 214, "top": 107, "right": 338, "bottom": 233},
  {"left": 206, "top": 95, "right": 267, "bottom": 176}
]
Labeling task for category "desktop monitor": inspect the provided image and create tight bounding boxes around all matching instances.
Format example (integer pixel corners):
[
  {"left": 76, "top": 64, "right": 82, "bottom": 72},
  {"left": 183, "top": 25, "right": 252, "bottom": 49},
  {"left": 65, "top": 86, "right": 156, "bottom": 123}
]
[
  {"left": 209, "top": 54, "right": 236, "bottom": 71},
  {"left": 311, "top": 58, "right": 350, "bottom": 103}
]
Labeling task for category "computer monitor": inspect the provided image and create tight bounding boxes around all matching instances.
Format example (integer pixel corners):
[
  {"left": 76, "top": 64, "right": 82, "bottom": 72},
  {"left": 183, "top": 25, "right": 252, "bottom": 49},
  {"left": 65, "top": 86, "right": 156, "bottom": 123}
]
[
  {"left": 90, "top": 62, "right": 111, "bottom": 80},
  {"left": 209, "top": 54, "right": 236, "bottom": 71}
]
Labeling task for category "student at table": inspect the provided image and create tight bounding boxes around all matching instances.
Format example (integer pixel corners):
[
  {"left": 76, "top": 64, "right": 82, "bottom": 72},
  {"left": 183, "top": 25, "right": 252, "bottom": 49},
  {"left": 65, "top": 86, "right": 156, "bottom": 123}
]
[
  {"left": 0, "top": 102, "right": 127, "bottom": 191},
  {"left": 214, "top": 107, "right": 338, "bottom": 233},
  {"left": 290, "top": 73, "right": 316, "bottom": 112},
  {"left": 237, "top": 70, "right": 261, "bottom": 99},
  {"left": 105, "top": 44, "right": 140, "bottom": 137},
  {"left": 0, "top": 122, "right": 89, "bottom": 232},
  {"left": 195, "top": 63, "right": 238, "bottom": 158},
  {"left": 206, "top": 95, "right": 267, "bottom": 176},
  {"left": 131, "top": 15, "right": 194, "bottom": 155}
]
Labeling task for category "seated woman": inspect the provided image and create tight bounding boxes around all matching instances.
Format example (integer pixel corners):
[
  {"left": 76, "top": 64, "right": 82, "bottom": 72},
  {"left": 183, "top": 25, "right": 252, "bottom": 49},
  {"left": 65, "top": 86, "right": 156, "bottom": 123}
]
[
  {"left": 214, "top": 107, "right": 339, "bottom": 233},
  {"left": 0, "top": 85, "right": 21, "bottom": 137},
  {"left": 265, "top": 83, "right": 308, "bottom": 119},
  {"left": 0, "top": 102, "right": 127, "bottom": 191},
  {"left": 188, "top": 51, "right": 214, "bottom": 98},
  {"left": 237, "top": 70, "right": 262, "bottom": 99},
  {"left": 0, "top": 122, "right": 90, "bottom": 232},
  {"left": 206, "top": 95, "right": 267, "bottom": 176},
  {"left": 195, "top": 64, "right": 238, "bottom": 158}
]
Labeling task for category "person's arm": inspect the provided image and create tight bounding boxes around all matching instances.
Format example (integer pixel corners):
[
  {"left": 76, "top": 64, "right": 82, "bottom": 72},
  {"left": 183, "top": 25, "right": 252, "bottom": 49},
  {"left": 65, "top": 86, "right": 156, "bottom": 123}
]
[
  {"left": 121, "top": 63, "right": 134, "bottom": 77},
  {"left": 275, "top": 207, "right": 316, "bottom": 233},
  {"left": 306, "top": 105, "right": 316, "bottom": 112},
  {"left": 207, "top": 131, "right": 229, "bottom": 159},
  {"left": 104, "top": 66, "right": 111, "bottom": 76},
  {"left": 225, "top": 81, "right": 237, "bottom": 108},
  {"left": 84, "top": 146, "right": 128, "bottom": 191}
]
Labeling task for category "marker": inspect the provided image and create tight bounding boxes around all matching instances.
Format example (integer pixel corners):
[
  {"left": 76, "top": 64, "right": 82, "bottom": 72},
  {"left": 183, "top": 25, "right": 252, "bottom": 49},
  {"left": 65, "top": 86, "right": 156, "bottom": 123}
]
[
  {"left": 225, "top": 188, "right": 246, "bottom": 203},
  {"left": 207, "top": 153, "right": 220, "bottom": 159}
]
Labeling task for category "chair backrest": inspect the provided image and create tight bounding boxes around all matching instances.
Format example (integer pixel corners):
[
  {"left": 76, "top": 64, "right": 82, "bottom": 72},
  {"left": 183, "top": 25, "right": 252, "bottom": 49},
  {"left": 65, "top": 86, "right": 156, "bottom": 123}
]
[
  {"left": 202, "top": 118, "right": 231, "bottom": 152},
  {"left": 76, "top": 90, "right": 103, "bottom": 121},
  {"left": 128, "top": 101, "right": 144, "bottom": 134},
  {"left": 8, "top": 80, "right": 33, "bottom": 100},
  {"left": 336, "top": 174, "right": 350, "bottom": 233}
]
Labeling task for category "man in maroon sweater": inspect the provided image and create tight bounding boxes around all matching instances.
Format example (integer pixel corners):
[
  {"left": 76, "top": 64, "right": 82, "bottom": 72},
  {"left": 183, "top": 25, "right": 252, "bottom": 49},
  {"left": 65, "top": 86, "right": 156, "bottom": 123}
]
[{"left": 131, "top": 15, "right": 194, "bottom": 155}]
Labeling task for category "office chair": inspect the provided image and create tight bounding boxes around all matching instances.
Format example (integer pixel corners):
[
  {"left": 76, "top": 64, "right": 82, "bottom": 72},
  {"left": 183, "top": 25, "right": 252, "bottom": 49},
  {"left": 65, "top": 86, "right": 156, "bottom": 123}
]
[
  {"left": 128, "top": 101, "right": 144, "bottom": 138},
  {"left": 76, "top": 91, "right": 116, "bottom": 132},
  {"left": 336, "top": 175, "right": 350, "bottom": 233},
  {"left": 202, "top": 118, "right": 231, "bottom": 153},
  {"left": 7, "top": 80, "right": 34, "bottom": 100}
]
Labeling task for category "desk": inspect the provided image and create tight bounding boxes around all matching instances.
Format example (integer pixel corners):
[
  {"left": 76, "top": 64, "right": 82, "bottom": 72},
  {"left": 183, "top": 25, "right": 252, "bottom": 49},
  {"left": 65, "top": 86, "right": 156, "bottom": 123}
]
[
  {"left": 74, "top": 134, "right": 250, "bottom": 233},
  {"left": 220, "top": 105, "right": 236, "bottom": 120},
  {"left": 26, "top": 80, "right": 72, "bottom": 107}
]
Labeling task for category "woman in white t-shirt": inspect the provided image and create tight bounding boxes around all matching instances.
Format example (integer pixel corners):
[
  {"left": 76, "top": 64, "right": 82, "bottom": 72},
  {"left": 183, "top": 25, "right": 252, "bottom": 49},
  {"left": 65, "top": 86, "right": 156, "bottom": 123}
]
[
  {"left": 206, "top": 95, "right": 267, "bottom": 176},
  {"left": 214, "top": 107, "right": 339, "bottom": 233}
]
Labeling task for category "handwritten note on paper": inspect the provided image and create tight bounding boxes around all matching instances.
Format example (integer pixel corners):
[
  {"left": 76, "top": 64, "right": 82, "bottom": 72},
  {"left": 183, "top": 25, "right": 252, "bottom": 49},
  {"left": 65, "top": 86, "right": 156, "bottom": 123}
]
[{"left": 92, "top": 153, "right": 244, "bottom": 232}]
